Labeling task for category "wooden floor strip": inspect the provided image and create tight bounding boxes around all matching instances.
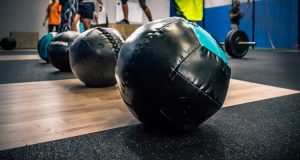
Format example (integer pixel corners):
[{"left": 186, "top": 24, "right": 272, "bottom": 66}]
[
  {"left": 223, "top": 79, "right": 299, "bottom": 107},
  {"left": 0, "top": 79, "right": 298, "bottom": 150},
  {"left": 0, "top": 55, "right": 40, "bottom": 61}
]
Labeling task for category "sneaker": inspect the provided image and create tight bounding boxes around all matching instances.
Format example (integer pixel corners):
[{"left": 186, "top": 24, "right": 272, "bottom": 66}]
[{"left": 117, "top": 19, "right": 130, "bottom": 24}]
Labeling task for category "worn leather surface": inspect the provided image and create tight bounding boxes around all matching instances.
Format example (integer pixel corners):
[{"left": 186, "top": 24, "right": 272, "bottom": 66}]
[
  {"left": 116, "top": 17, "right": 231, "bottom": 130},
  {"left": 70, "top": 27, "right": 123, "bottom": 87},
  {"left": 48, "top": 31, "right": 79, "bottom": 72}
]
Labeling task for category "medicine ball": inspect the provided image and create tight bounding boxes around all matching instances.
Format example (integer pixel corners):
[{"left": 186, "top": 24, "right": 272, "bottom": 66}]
[
  {"left": 48, "top": 31, "right": 80, "bottom": 72},
  {"left": 70, "top": 27, "right": 124, "bottom": 87},
  {"left": 37, "top": 32, "right": 57, "bottom": 62},
  {"left": 0, "top": 37, "right": 17, "bottom": 50},
  {"left": 115, "top": 17, "right": 231, "bottom": 131}
]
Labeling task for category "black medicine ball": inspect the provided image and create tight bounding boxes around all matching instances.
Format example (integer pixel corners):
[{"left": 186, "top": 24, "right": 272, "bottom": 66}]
[
  {"left": 48, "top": 31, "right": 80, "bottom": 72},
  {"left": 115, "top": 17, "right": 231, "bottom": 131},
  {"left": 0, "top": 37, "right": 17, "bottom": 50},
  {"left": 70, "top": 27, "right": 124, "bottom": 87}
]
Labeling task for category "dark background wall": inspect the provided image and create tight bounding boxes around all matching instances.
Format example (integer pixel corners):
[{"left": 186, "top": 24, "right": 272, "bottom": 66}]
[{"left": 170, "top": 0, "right": 299, "bottom": 49}]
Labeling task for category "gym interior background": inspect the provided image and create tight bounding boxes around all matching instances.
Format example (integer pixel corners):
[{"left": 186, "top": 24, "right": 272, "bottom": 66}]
[
  {"left": 0, "top": 0, "right": 298, "bottom": 49},
  {"left": 0, "top": 0, "right": 300, "bottom": 159}
]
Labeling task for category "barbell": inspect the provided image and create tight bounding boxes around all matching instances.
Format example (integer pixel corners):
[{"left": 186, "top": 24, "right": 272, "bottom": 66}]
[{"left": 220, "top": 30, "right": 256, "bottom": 58}]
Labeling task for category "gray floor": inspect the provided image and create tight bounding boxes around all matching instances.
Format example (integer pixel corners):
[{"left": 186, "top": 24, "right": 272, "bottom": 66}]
[{"left": 0, "top": 49, "right": 299, "bottom": 160}]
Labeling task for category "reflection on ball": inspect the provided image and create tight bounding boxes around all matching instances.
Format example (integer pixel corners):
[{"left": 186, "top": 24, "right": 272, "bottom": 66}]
[
  {"left": 70, "top": 27, "right": 124, "bottom": 87},
  {"left": 115, "top": 17, "right": 231, "bottom": 131},
  {"left": 48, "top": 31, "right": 79, "bottom": 72}
]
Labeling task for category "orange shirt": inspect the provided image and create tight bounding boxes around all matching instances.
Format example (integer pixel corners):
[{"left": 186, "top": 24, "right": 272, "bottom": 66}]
[{"left": 46, "top": 2, "right": 61, "bottom": 25}]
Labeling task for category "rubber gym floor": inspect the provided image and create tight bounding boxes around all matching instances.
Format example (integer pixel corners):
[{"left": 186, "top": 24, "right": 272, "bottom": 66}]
[{"left": 0, "top": 49, "right": 299, "bottom": 160}]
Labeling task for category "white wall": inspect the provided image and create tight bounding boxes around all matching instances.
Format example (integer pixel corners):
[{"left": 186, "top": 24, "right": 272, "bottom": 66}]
[
  {"left": 0, "top": 0, "right": 170, "bottom": 39},
  {"left": 146, "top": 0, "right": 170, "bottom": 23},
  {"left": 103, "top": 0, "right": 170, "bottom": 24},
  {"left": 0, "top": 0, "right": 50, "bottom": 39}
]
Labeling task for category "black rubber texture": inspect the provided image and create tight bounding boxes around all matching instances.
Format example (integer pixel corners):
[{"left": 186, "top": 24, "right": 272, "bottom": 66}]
[{"left": 0, "top": 93, "right": 299, "bottom": 160}]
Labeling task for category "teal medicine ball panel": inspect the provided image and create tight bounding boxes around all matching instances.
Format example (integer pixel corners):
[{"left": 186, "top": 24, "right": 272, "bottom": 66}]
[
  {"left": 187, "top": 21, "right": 229, "bottom": 64},
  {"left": 37, "top": 32, "right": 57, "bottom": 62}
]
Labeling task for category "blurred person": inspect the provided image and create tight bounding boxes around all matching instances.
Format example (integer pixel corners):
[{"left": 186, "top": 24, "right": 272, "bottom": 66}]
[
  {"left": 72, "top": 0, "right": 103, "bottom": 32},
  {"left": 230, "top": 0, "right": 244, "bottom": 30},
  {"left": 59, "top": 0, "right": 78, "bottom": 32},
  {"left": 117, "top": 0, "right": 152, "bottom": 24},
  {"left": 175, "top": 0, "right": 203, "bottom": 22},
  {"left": 43, "top": 0, "right": 62, "bottom": 32}
]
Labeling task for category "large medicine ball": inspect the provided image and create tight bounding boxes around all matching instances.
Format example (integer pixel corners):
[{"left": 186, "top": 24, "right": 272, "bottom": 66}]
[
  {"left": 115, "top": 17, "right": 231, "bottom": 131},
  {"left": 70, "top": 27, "right": 124, "bottom": 87},
  {"left": 0, "top": 37, "right": 17, "bottom": 50},
  {"left": 48, "top": 31, "right": 79, "bottom": 71},
  {"left": 37, "top": 32, "right": 57, "bottom": 62}
]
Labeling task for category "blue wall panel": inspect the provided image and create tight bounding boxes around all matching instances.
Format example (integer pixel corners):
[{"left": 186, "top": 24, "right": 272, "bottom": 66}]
[
  {"left": 170, "top": 0, "right": 299, "bottom": 49},
  {"left": 205, "top": 3, "right": 254, "bottom": 43},
  {"left": 254, "top": 0, "right": 298, "bottom": 48},
  {"left": 239, "top": 2, "right": 254, "bottom": 42},
  {"left": 204, "top": 5, "right": 232, "bottom": 42}
]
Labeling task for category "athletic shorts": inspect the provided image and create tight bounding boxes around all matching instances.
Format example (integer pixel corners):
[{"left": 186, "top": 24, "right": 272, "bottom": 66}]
[
  {"left": 48, "top": 25, "right": 59, "bottom": 33},
  {"left": 121, "top": 0, "right": 147, "bottom": 10},
  {"left": 77, "top": 2, "right": 95, "bottom": 19}
]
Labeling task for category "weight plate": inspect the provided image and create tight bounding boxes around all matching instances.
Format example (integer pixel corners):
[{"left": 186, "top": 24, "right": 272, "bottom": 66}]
[
  {"left": 225, "top": 30, "right": 249, "bottom": 58},
  {"left": 225, "top": 30, "right": 234, "bottom": 56}
]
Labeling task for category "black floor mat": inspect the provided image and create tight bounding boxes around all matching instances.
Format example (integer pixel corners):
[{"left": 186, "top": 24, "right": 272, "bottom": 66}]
[
  {"left": 230, "top": 50, "right": 300, "bottom": 90},
  {"left": 0, "top": 50, "right": 38, "bottom": 55},
  {"left": 1, "top": 50, "right": 299, "bottom": 90},
  {"left": 0, "top": 94, "right": 299, "bottom": 160},
  {"left": 0, "top": 50, "right": 299, "bottom": 160},
  {"left": 0, "top": 60, "right": 75, "bottom": 84}
]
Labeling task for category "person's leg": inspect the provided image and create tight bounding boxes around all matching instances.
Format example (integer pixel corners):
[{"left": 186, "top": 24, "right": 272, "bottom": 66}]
[
  {"left": 82, "top": 18, "right": 92, "bottom": 30},
  {"left": 143, "top": 7, "right": 152, "bottom": 22},
  {"left": 55, "top": 25, "right": 59, "bottom": 32},
  {"left": 139, "top": 0, "right": 152, "bottom": 22},
  {"left": 72, "top": 14, "right": 81, "bottom": 32},
  {"left": 70, "top": 0, "right": 78, "bottom": 30},
  {"left": 117, "top": 0, "right": 129, "bottom": 24},
  {"left": 48, "top": 25, "right": 54, "bottom": 33},
  {"left": 59, "top": 0, "right": 78, "bottom": 32},
  {"left": 80, "top": 2, "right": 94, "bottom": 31},
  {"left": 72, "top": 1, "right": 83, "bottom": 32},
  {"left": 122, "top": 2, "right": 129, "bottom": 21}
]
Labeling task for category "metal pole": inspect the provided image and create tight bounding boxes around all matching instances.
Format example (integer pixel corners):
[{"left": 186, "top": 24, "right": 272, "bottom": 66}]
[
  {"left": 252, "top": 0, "right": 255, "bottom": 49},
  {"left": 203, "top": 0, "right": 205, "bottom": 29},
  {"left": 220, "top": 42, "right": 256, "bottom": 45},
  {"left": 298, "top": 0, "right": 300, "bottom": 46},
  {"left": 238, "top": 42, "right": 256, "bottom": 45}
]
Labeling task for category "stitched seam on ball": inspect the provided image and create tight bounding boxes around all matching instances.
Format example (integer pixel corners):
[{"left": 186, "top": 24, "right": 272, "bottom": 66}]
[
  {"left": 98, "top": 28, "right": 114, "bottom": 46},
  {"left": 105, "top": 30, "right": 121, "bottom": 52},
  {"left": 130, "top": 18, "right": 182, "bottom": 69},
  {"left": 171, "top": 44, "right": 201, "bottom": 78},
  {"left": 173, "top": 70, "right": 220, "bottom": 106},
  {"left": 108, "top": 33, "right": 122, "bottom": 52},
  {"left": 97, "top": 28, "right": 121, "bottom": 53},
  {"left": 88, "top": 28, "right": 109, "bottom": 46},
  {"left": 171, "top": 45, "right": 228, "bottom": 106},
  {"left": 170, "top": 45, "right": 221, "bottom": 106}
]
